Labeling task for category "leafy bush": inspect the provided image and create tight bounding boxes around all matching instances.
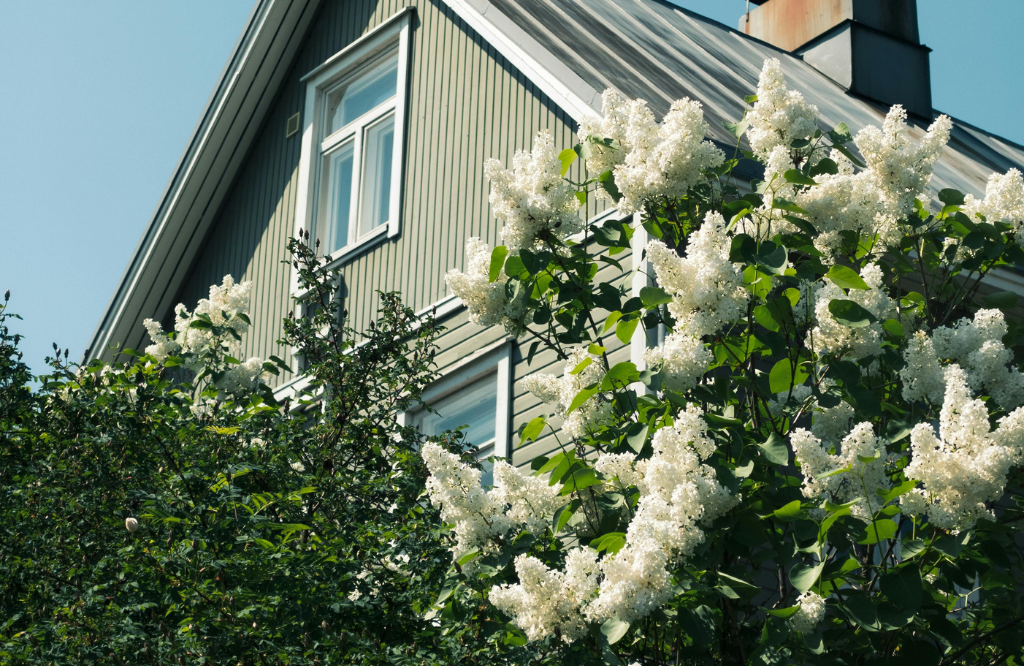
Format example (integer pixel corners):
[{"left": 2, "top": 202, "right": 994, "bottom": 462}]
[{"left": 0, "top": 240, "right": 543, "bottom": 665}]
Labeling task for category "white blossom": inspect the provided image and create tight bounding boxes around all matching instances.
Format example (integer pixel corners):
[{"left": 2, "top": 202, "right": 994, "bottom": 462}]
[
  {"left": 648, "top": 212, "right": 749, "bottom": 339},
  {"left": 789, "top": 592, "right": 826, "bottom": 634},
  {"left": 143, "top": 318, "right": 179, "bottom": 362},
  {"left": 490, "top": 460, "right": 563, "bottom": 537},
  {"left": 746, "top": 58, "right": 819, "bottom": 159},
  {"left": 614, "top": 98, "right": 724, "bottom": 214},
  {"left": 802, "top": 263, "right": 895, "bottom": 360},
  {"left": 125, "top": 517, "right": 139, "bottom": 533},
  {"left": 522, "top": 348, "right": 612, "bottom": 439},
  {"left": 643, "top": 332, "right": 712, "bottom": 393},
  {"left": 964, "top": 168, "right": 1024, "bottom": 245},
  {"left": 485, "top": 130, "right": 582, "bottom": 253},
  {"left": 421, "top": 442, "right": 509, "bottom": 560},
  {"left": 445, "top": 237, "right": 517, "bottom": 330},
  {"left": 900, "top": 330, "right": 946, "bottom": 404},
  {"left": 902, "top": 364, "right": 1024, "bottom": 531},
  {"left": 489, "top": 550, "right": 598, "bottom": 643},
  {"left": 791, "top": 421, "right": 889, "bottom": 519},
  {"left": 929, "top": 309, "right": 1024, "bottom": 409},
  {"left": 588, "top": 404, "right": 735, "bottom": 624},
  {"left": 855, "top": 106, "right": 952, "bottom": 240},
  {"left": 577, "top": 89, "right": 632, "bottom": 177}
]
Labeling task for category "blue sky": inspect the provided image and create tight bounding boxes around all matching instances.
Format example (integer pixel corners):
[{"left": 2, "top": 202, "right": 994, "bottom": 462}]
[{"left": 1, "top": 0, "right": 1022, "bottom": 375}]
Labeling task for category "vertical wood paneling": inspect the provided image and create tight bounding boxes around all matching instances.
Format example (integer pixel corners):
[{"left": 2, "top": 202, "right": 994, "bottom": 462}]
[{"left": 175, "top": 0, "right": 585, "bottom": 388}]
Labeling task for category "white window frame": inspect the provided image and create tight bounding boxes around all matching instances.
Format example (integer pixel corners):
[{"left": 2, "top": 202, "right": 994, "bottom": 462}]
[
  {"left": 400, "top": 339, "right": 514, "bottom": 465},
  {"left": 292, "top": 8, "right": 412, "bottom": 295}
]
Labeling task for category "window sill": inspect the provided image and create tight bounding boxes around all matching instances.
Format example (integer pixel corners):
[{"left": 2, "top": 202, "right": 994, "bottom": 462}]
[{"left": 292, "top": 224, "right": 391, "bottom": 300}]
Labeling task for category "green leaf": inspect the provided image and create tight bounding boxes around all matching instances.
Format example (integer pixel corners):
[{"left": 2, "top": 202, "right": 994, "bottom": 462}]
[
  {"left": 840, "top": 596, "right": 880, "bottom": 631},
  {"left": 768, "top": 358, "right": 808, "bottom": 395},
  {"left": 826, "top": 264, "right": 869, "bottom": 290},
  {"left": 828, "top": 299, "right": 878, "bottom": 327},
  {"left": 598, "top": 170, "right": 622, "bottom": 203},
  {"left": 876, "top": 479, "right": 917, "bottom": 504},
  {"left": 558, "top": 148, "right": 577, "bottom": 176},
  {"left": 901, "top": 539, "right": 927, "bottom": 559},
  {"left": 504, "top": 255, "right": 526, "bottom": 278},
  {"left": 602, "top": 362, "right": 639, "bottom": 390},
  {"left": 883, "top": 318, "right": 905, "bottom": 337},
  {"left": 553, "top": 499, "right": 581, "bottom": 533},
  {"left": 569, "top": 358, "right": 593, "bottom": 375},
  {"left": 488, "top": 246, "right": 508, "bottom": 283},
  {"left": 600, "top": 616, "right": 630, "bottom": 645},
  {"left": 789, "top": 561, "right": 825, "bottom": 593},
  {"left": 774, "top": 500, "right": 803, "bottom": 522},
  {"left": 809, "top": 158, "right": 839, "bottom": 177},
  {"left": 520, "top": 417, "right": 546, "bottom": 444},
  {"left": 189, "top": 319, "right": 213, "bottom": 330},
  {"left": 766, "top": 606, "right": 800, "bottom": 619},
  {"left": 723, "top": 118, "right": 749, "bottom": 141},
  {"left": 858, "top": 518, "right": 898, "bottom": 545},
  {"left": 591, "top": 532, "right": 627, "bottom": 554},
  {"left": 457, "top": 549, "right": 481, "bottom": 566},
  {"left": 828, "top": 122, "right": 853, "bottom": 144},
  {"left": 831, "top": 143, "right": 864, "bottom": 168},
  {"left": 639, "top": 286, "right": 673, "bottom": 308},
  {"left": 939, "top": 188, "right": 966, "bottom": 207},
  {"left": 615, "top": 317, "right": 640, "bottom": 345},
  {"left": 567, "top": 385, "right": 599, "bottom": 414},
  {"left": 603, "top": 311, "right": 623, "bottom": 334},
  {"left": 561, "top": 468, "right": 601, "bottom": 495},
  {"left": 625, "top": 422, "right": 649, "bottom": 453},
  {"left": 984, "top": 290, "right": 1018, "bottom": 310},
  {"left": 880, "top": 567, "right": 923, "bottom": 610},
  {"left": 758, "top": 432, "right": 789, "bottom": 466},
  {"left": 784, "top": 169, "right": 817, "bottom": 186}
]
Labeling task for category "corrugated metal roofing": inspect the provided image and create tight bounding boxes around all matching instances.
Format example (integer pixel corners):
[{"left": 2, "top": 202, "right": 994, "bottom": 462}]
[{"left": 487, "top": 0, "right": 1024, "bottom": 197}]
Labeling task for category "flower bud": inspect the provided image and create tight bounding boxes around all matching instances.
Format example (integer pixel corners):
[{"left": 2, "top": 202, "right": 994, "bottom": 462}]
[{"left": 125, "top": 517, "right": 139, "bottom": 533}]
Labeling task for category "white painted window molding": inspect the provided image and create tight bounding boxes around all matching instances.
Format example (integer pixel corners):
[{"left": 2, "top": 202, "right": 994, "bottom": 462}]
[{"left": 291, "top": 8, "right": 413, "bottom": 299}]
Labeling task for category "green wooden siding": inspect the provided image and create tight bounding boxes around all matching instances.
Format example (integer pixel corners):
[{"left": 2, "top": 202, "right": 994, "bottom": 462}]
[{"left": 175, "top": 0, "right": 599, "bottom": 384}]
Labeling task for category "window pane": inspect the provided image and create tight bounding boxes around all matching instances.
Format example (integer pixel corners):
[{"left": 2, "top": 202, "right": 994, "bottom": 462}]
[
  {"left": 327, "top": 56, "right": 398, "bottom": 134},
  {"left": 415, "top": 374, "right": 498, "bottom": 448},
  {"left": 319, "top": 141, "right": 354, "bottom": 253},
  {"left": 360, "top": 114, "right": 395, "bottom": 236}
]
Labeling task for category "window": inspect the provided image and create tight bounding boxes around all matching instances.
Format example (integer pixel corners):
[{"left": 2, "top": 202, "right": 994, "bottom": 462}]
[
  {"left": 293, "top": 9, "right": 412, "bottom": 269},
  {"left": 404, "top": 341, "right": 512, "bottom": 486}
]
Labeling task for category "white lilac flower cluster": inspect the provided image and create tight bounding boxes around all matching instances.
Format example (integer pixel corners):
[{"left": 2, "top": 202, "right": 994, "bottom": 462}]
[
  {"left": 964, "top": 168, "right": 1024, "bottom": 243},
  {"left": 745, "top": 61, "right": 952, "bottom": 255},
  {"left": 489, "top": 549, "right": 601, "bottom": 643},
  {"left": 745, "top": 59, "right": 819, "bottom": 160},
  {"left": 579, "top": 91, "right": 724, "bottom": 214},
  {"left": 788, "top": 592, "right": 826, "bottom": 634},
  {"left": 900, "top": 308, "right": 1024, "bottom": 409},
  {"left": 445, "top": 237, "right": 525, "bottom": 333},
  {"left": 902, "top": 364, "right": 1024, "bottom": 531},
  {"left": 484, "top": 130, "right": 582, "bottom": 253},
  {"left": 801, "top": 263, "right": 897, "bottom": 361},
  {"left": 791, "top": 421, "right": 889, "bottom": 520},
  {"left": 522, "top": 347, "right": 613, "bottom": 439},
  {"left": 644, "top": 212, "right": 749, "bottom": 391},
  {"left": 576, "top": 88, "right": 632, "bottom": 177},
  {"left": 143, "top": 275, "right": 268, "bottom": 396},
  {"left": 420, "top": 442, "right": 562, "bottom": 562},
  {"left": 472, "top": 403, "right": 735, "bottom": 640}
]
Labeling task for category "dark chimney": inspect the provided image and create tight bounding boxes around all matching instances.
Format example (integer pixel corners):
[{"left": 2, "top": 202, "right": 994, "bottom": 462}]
[{"left": 740, "top": 0, "right": 932, "bottom": 117}]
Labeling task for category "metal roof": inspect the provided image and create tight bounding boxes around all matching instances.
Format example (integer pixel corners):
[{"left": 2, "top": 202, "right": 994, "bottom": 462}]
[{"left": 482, "top": 0, "right": 1024, "bottom": 197}]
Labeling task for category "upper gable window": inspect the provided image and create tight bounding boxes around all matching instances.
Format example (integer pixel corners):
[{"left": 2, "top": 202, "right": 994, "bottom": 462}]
[{"left": 294, "top": 9, "right": 412, "bottom": 268}]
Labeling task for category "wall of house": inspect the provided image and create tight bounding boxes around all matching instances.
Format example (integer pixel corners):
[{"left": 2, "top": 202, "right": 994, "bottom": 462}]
[{"left": 175, "top": 0, "right": 601, "bottom": 387}]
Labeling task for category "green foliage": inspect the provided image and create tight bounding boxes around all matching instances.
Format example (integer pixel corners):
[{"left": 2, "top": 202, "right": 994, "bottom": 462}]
[{"left": 0, "top": 241, "right": 546, "bottom": 665}]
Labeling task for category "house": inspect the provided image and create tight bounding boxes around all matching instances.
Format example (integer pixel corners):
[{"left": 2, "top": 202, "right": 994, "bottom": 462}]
[{"left": 86, "top": 0, "right": 1024, "bottom": 474}]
